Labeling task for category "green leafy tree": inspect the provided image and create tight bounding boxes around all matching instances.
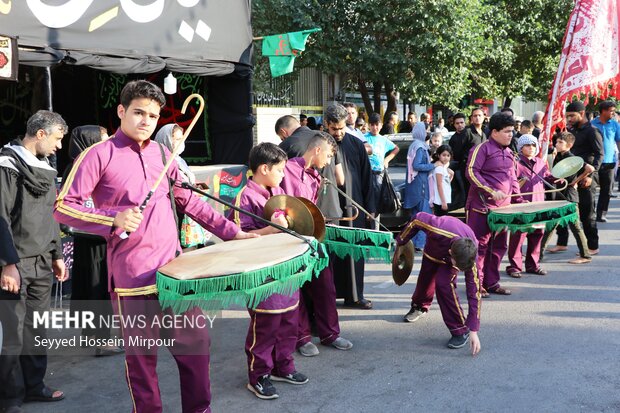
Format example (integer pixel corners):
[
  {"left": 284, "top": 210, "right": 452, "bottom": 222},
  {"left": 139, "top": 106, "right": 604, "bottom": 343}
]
[{"left": 252, "top": 0, "right": 573, "bottom": 112}]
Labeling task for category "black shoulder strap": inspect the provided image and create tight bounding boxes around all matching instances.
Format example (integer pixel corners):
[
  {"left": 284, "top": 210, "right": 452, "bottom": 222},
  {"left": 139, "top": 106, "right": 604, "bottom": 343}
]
[{"left": 156, "top": 142, "right": 179, "bottom": 229}]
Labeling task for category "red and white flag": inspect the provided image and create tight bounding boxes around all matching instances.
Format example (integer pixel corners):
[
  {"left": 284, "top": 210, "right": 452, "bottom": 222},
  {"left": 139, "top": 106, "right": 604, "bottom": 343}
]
[{"left": 541, "top": 0, "right": 620, "bottom": 155}]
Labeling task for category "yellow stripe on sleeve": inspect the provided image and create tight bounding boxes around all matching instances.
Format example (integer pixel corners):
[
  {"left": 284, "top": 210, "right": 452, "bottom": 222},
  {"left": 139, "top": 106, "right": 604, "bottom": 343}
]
[{"left": 467, "top": 142, "right": 494, "bottom": 194}]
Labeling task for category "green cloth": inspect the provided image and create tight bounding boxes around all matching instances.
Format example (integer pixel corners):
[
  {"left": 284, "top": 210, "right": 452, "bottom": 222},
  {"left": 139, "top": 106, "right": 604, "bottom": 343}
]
[{"left": 261, "top": 28, "right": 321, "bottom": 77}]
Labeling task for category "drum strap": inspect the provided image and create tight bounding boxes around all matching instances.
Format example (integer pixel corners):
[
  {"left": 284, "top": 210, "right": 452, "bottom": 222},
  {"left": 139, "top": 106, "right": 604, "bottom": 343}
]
[{"left": 157, "top": 142, "right": 180, "bottom": 234}]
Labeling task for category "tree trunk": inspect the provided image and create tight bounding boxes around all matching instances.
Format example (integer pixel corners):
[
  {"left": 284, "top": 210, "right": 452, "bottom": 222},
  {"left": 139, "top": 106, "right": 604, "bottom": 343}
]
[
  {"left": 358, "top": 78, "right": 373, "bottom": 116},
  {"left": 373, "top": 82, "right": 382, "bottom": 114},
  {"left": 385, "top": 82, "right": 397, "bottom": 113},
  {"left": 502, "top": 97, "right": 512, "bottom": 109}
]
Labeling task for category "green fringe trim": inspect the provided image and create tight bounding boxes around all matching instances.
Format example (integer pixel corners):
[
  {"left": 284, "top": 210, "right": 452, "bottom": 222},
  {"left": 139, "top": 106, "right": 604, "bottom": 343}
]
[
  {"left": 488, "top": 202, "right": 579, "bottom": 233},
  {"left": 323, "top": 240, "right": 392, "bottom": 263},
  {"left": 325, "top": 225, "right": 393, "bottom": 248},
  {"left": 157, "top": 242, "right": 328, "bottom": 313}
]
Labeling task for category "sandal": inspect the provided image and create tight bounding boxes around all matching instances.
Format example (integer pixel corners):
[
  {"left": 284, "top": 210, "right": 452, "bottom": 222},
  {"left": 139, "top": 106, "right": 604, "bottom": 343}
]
[
  {"left": 489, "top": 287, "right": 512, "bottom": 295},
  {"left": 546, "top": 246, "right": 568, "bottom": 253},
  {"left": 24, "top": 386, "right": 64, "bottom": 402},
  {"left": 480, "top": 288, "right": 490, "bottom": 298},
  {"left": 343, "top": 299, "right": 373, "bottom": 309},
  {"left": 526, "top": 268, "right": 548, "bottom": 276},
  {"left": 508, "top": 271, "right": 522, "bottom": 278},
  {"left": 569, "top": 257, "right": 592, "bottom": 264}
]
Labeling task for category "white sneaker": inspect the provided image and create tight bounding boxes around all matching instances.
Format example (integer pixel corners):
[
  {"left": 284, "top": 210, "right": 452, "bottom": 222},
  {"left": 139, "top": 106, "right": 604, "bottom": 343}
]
[
  {"left": 403, "top": 307, "right": 427, "bottom": 323},
  {"left": 297, "top": 342, "right": 319, "bottom": 357},
  {"left": 330, "top": 337, "right": 353, "bottom": 350}
]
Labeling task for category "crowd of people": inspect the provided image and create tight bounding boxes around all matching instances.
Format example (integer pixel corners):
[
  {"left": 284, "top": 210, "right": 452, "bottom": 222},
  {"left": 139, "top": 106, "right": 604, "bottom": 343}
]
[{"left": 1, "top": 79, "right": 618, "bottom": 412}]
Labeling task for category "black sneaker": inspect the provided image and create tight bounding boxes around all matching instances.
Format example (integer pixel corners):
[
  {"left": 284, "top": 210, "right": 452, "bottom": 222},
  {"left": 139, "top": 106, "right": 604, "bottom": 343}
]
[
  {"left": 447, "top": 332, "right": 470, "bottom": 349},
  {"left": 403, "top": 306, "right": 427, "bottom": 323},
  {"left": 247, "top": 375, "right": 279, "bottom": 399},
  {"left": 270, "top": 371, "right": 309, "bottom": 385}
]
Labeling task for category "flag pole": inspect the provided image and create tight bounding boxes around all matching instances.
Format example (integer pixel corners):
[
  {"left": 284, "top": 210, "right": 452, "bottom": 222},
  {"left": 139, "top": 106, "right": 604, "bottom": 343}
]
[{"left": 541, "top": 2, "right": 580, "bottom": 156}]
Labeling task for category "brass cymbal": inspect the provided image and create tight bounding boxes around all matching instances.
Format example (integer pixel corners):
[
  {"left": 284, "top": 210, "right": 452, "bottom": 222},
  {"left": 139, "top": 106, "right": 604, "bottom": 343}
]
[
  {"left": 392, "top": 241, "right": 414, "bottom": 286},
  {"left": 296, "top": 197, "right": 326, "bottom": 242},
  {"left": 264, "top": 195, "right": 315, "bottom": 237}
]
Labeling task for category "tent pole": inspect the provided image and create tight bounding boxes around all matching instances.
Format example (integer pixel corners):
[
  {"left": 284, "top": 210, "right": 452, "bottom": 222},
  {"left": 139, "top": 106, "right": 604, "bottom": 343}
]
[{"left": 44, "top": 66, "right": 53, "bottom": 111}]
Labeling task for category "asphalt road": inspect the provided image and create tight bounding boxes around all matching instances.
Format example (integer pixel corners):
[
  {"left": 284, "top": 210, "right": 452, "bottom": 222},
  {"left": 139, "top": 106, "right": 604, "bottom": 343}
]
[{"left": 24, "top": 176, "right": 620, "bottom": 413}]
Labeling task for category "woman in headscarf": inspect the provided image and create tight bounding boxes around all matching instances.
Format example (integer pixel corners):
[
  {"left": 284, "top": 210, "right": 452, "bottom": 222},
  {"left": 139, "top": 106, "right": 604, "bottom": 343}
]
[
  {"left": 63, "top": 125, "right": 122, "bottom": 356},
  {"left": 153, "top": 123, "right": 211, "bottom": 248},
  {"left": 403, "top": 121, "right": 435, "bottom": 249}
]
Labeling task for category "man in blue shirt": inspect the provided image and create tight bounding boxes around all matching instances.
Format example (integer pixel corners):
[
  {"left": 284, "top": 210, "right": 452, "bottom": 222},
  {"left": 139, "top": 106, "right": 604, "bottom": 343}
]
[
  {"left": 591, "top": 100, "right": 620, "bottom": 222},
  {"left": 364, "top": 113, "right": 399, "bottom": 228}
]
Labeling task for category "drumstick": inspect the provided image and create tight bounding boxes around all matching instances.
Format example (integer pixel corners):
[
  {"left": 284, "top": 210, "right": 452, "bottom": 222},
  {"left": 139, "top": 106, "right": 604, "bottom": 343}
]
[
  {"left": 119, "top": 94, "right": 204, "bottom": 240},
  {"left": 518, "top": 159, "right": 567, "bottom": 201},
  {"left": 179, "top": 182, "right": 320, "bottom": 254},
  {"left": 507, "top": 180, "right": 568, "bottom": 198}
]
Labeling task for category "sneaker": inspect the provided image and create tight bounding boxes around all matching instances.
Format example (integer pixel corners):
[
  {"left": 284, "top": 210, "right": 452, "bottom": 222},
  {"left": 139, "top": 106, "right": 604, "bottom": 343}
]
[
  {"left": 329, "top": 337, "right": 353, "bottom": 350},
  {"left": 447, "top": 332, "right": 470, "bottom": 349},
  {"left": 297, "top": 342, "right": 319, "bottom": 357},
  {"left": 270, "top": 371, "right": 309, "bottom": 385},
  {"left": 403, "top": 306, "right": 427, "bottom": 323},
  {"left": 247, "top": 375, "right": 278, "bottom": 399}
]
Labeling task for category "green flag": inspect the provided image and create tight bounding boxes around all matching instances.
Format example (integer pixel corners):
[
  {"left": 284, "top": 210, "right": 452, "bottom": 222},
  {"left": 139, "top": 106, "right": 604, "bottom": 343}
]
[{"left": 261, "top": 28, "right": 321, "bottom": 77}]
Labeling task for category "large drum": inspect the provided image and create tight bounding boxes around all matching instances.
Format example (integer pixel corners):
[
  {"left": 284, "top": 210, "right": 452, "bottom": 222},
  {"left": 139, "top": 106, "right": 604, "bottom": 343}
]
[
  {"left": 487, "top": 200, "right": 578, "bottom": 233},
  {"left": 323, "top": 224, "right": 393, "bottom": 263},
  {"left": 157, "top": 233, "right": 328, "bottom": 313}
]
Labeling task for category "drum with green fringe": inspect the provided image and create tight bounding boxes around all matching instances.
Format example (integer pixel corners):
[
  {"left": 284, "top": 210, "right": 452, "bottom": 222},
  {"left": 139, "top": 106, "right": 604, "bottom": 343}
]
[
  {"left": 323, "top": 225, "right": 393, "bottom": 263},
  {"left": 157, "top": 233, "right": 328, "bottom": 313},
  {"left": 487, "top": 200, "right": 578, "bottom": 233}
]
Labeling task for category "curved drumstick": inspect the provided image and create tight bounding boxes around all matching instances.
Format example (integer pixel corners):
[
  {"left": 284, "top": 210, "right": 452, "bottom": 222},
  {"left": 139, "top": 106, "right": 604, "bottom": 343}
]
[
  {"left": 507, "top": 180, "right": 568, "bottom": 198},
  {"left": 119, "top": 94, "right": 205, "bottom": 239}
]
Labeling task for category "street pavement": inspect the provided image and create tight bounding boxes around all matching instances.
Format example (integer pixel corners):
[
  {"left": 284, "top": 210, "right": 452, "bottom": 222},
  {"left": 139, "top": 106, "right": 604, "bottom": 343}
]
[{"left": 26, "top": 181, "right": 620, "bottom": 413}]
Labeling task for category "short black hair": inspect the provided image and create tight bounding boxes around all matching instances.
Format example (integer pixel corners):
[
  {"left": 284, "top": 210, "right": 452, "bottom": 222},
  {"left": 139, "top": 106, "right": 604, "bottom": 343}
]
[
  {"left": 343, "top": 102, "right": 357, "bottom": 110},
  {"left": 488, "top": 112, "right": 515, "bottom": 132},
  {"left": 520, "top": 119, "right": 533, "bottom": 130},
  {"left": 453, "top": 113, "right": 466, "bottom": 122},
  {"left": 300, "top": 113, "right": 308, "bottom": 121},
  {"left": 420, "top": 113, "right": 430, "bottom": 122},
  {"left": 500, "top": 107, "right": 514, "bottom": 115},
  {"left": 599, "top": 100, "right": 616, "bottom": 112},
  {"left": 274, "top": 115, "right": 299, "bottom": 134},
  {"left": 556, "top": 131, "right": 576, "bottom": 146},
  {"left": 120, "top": 80, "right": 166, "bottom": 109},
  {"left": 450, "top": 238, "right": 477, "bottom": 271},
  {"left": 431, "top": 144, "right": 453, "bottom": 162},
  {"left": 306, "top": 131, "right": 337, "bottom": 154},
  {"left": 368, "top": 112, "right": 382, "bottom": 125},
  {"left": 248, "top": 142, "right": 287, "bottom": 173}
]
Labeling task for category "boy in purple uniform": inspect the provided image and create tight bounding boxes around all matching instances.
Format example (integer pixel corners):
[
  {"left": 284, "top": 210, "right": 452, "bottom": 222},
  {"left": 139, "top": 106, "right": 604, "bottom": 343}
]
[
  {"left": 398, "top": 212, "right": 481, "bottom": 355},
  {"left": 465, "top": 112, "right": 523, "bottom": 296},
  {"left": 231, "top": 143, "right": 309, "bottom": 400},
  {"left": 506, "top": 135, "right": 563, "bottom": 277},
  {"left": 54, "top": 80, "right": 255, "bottom": 413},
  {"left": 280, "top": 131, "right": 353, "bottom": 357}
]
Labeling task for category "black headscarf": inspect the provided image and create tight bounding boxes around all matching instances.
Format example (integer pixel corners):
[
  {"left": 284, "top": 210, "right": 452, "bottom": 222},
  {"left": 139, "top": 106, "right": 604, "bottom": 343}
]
[
  {"left": 62, "top": 125, "right": 103, "bottom": 183},
  {"left": 68, "top": 125, "right": 102, "bottom": 161}
]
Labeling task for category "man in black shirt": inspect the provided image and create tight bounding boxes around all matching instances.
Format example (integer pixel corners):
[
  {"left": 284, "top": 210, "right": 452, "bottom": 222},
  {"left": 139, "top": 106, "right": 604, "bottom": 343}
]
[
  {"left": 0, "top": 111, "right": 69, "bottom": 412},
  {"left": 448, "top": 112, "right": 475, "bottom": 209},
  {"left": 564, "top": 101, "right": 603, "bottom": 254}
]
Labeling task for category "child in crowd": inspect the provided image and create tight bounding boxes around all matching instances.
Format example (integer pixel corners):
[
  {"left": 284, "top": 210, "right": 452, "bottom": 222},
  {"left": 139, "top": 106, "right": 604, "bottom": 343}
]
[
  {"left": 506, "top": 134, "right": 563, "bottom": 277},
  {"left": 230, "top": 143, "right": 309, "bottom": 400},
  {"left": 364, "top": 113, "right": 400, "bottom": 219},
  {"left": 541, "top": 132, "right": 594, "bottom": 264},
  {"left": 404, "top": 122, "right": 435, "bottom": 249},
  {"left": 428, "top": 131, "right": 443, "bottom": 157},
  {"left": 429, "top": 145, "right": 454, "bottom": 216}
]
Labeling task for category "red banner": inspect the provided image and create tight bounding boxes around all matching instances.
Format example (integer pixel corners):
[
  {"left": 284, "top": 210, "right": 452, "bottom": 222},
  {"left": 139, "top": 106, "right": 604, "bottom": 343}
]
[
  {"left": 541, "top": 0, "right": 620, "bottom": 154},
  {"left": 0, "top": 34, "right": 18, "bottom": 81}
]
